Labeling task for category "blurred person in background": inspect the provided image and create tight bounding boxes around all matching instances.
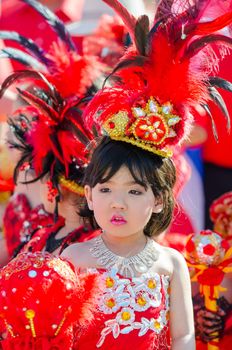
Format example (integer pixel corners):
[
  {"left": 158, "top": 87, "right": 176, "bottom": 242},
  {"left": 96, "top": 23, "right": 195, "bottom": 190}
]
[
  {"left": 202, "top": 53, "right": 232, "bottom": 229},
  {"left": 0, "top": 0, "right": 106, "bottom": 263}
]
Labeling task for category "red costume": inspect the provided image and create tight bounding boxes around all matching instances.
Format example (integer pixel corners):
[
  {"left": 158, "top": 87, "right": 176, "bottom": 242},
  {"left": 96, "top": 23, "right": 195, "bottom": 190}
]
[
  {"left": 1, "top": 0, "right": 232, "bottom": 348},
  {"left": 20, "top": 216, "right": 99, "bottom": 254},
  {"left": 0, "top": 0, "right": 105, "bottom": 258},
  {"left": 195, "top": 193, "right": 232, "bottom": 349},
  {"left": 3, "top": 197, "right": 54, "bottom": 257},
  {"left": 76, "top": 268, "right": 170, "bottom": 350},
  {"left": 80, "top": 1, "right": 232, "bottom": 349}
]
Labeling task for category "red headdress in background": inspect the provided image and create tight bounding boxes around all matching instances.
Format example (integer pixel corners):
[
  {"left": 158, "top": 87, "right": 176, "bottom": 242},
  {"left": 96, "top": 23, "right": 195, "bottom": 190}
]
[
  {"left": 210, "top": 192, "right": 232, "bottom": 240},
  {"left": 83, "top": 0, "right": 232, "bottom": 158},
  {"left": 0, "top": 0, "right": 106, "bottom": 199},
  {"left": 0, "top": 251, "right": 102, "bottom": 349},
  {"left": 83, "top": 14, "right": 130, "bottom": 67}
]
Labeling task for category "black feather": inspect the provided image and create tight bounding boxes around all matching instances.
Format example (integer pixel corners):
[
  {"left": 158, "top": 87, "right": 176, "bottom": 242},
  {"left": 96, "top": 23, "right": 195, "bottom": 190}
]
[
  {"left": 134, "top": 15, "right": 150, "bottom": 56},
  {"left": 92, "top": 123, "right": 100, "bottom": 138},
  {"left": 49, "top": 133, "right": 64, "bottom": 164},
  {"left": 22, "top": 0, "right": 76, "bottom": 51},
  {"left": 0, "top": 70, "right": 62, "bottom": 109},
  {"left": 208, "top": 86, "right": 231, "bottom": 131},
  {"left": 183, "top": 34, "right": 232, "bottom": 59},
  {"left": 34, "top": 71, "right": 64, "bottom": 108},
  {"left": 104, "top": 56, "right": 147, "bottom": 87},
  {"left": 16, "top": 87, "right": 60, "bottom": 122},
  {"left": 209, "top": 76, "right": 232, "bottom": 93},
  {"left": 0, "top": 31, "right": 49, "bottom": 64},
  {"left": 0, "top": 70, "right": 34, "bottom": 99},
  {"left": 201, "top": 103, "right": 219, "bottom": 142},
  {"left": 0, "top": 48, "right": 46, "bottom": 70},
  {"left": 67, "top": 106, "right": 94, "bottom": 142}
]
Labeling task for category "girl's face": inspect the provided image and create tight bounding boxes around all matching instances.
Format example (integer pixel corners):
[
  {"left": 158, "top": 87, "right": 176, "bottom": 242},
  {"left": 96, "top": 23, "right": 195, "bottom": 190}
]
[{"left": 85, "top": 166, "right": 163, "bottom": 239}]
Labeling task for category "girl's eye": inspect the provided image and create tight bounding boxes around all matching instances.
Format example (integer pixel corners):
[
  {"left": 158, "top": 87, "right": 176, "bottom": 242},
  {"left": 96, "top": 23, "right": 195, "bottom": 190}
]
[
  {"left": 99, "top": 188, "right": 111, "bottom": 193},
  {"left": 129, "top": 190, "right": 143, "bottom": 195}
]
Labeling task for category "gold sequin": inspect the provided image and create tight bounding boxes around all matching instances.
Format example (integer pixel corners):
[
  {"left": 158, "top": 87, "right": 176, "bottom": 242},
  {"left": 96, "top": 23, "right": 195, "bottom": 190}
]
[
  {"left": 106, "top": 277, "right": 115, "bottom": 288},
  {"left": 148, "top": 279, "right": 156, "bottom": 289},
  {"left": 106, "top": 298, "right": 116, "bottom": 309},
  {"left": 121, "top": 311, "right": 131, "bottom": 321}
]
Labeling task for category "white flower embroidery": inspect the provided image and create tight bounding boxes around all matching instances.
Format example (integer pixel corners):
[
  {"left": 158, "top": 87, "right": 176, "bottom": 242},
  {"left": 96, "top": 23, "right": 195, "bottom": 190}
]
[
  {"left": 101, "top": 291, "right": 131, "bottom": 314},
  {"left": 116, "top": 307, "right": 135, "bottom": 325},
  {"left": 97, "top": 268, "right": 170, "bottom": 347}
]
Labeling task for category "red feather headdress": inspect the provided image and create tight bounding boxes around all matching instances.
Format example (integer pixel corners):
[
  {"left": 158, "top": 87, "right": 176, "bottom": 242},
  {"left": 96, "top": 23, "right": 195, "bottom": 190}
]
[
  {"left": 83, "top": 0, "right": 232, "bottom": 157},
  {"left": 0, "top": 0, "right": 106, "bottom": 196}
]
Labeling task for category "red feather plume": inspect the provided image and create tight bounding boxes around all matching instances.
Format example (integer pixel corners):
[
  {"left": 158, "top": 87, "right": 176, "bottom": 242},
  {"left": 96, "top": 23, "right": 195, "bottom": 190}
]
[
  {"left": 45, "top": 41, "right": 105, "bottom": 99},
  {"left": 84, "top": 0, "right": 232, "bottom": 156}
]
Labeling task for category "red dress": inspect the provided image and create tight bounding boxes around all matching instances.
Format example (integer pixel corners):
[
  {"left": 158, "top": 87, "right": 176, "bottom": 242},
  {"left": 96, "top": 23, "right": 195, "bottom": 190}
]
[
  {"left": 3, "top": 192, "right": 98, "bottom": 257},
  {"left": 75, "top": 268, "right": 170, "bottom": 350},
  {"left": 20, "top": 216, "right": 99, "bottom": 255},
  {"left": 3, "top": 193, "right": 31, "bottom": 257},
  {"left": 3, "top": 194, "right": 54, "bottom": 258}
]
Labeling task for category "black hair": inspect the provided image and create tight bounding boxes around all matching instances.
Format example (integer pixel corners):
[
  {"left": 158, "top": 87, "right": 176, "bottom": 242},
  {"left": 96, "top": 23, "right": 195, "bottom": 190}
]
[{"left": 80, "top": 136, "right": 176, "bottom": 237}]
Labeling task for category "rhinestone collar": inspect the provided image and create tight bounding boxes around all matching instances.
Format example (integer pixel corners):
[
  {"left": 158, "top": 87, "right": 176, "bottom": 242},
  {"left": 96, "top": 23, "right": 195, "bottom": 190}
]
[{"left": 90, "top": 235, "right": 159, "bottom": 278}]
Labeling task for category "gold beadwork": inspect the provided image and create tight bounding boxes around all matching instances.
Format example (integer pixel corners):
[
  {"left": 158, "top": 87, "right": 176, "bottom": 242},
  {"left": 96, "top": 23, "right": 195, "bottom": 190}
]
[
  {"left": 110, "top": 135, "right": 173, "bottom": 158},
  {"left": 25, "top": 309, "right": 36, "bottom": 337},
  {"left": 1, "top": 317, "right": 15, "bottom": 337},
  {"left": 102, "top": 97, "right": 180, "bottom": 158},
  {"left": 103, "top": 111, "right": 129, "bottom": 138},
  {"left": 54, "top": 310, "right": 68, "bottom": 336},
  {"left": 58, "top": 175, "right": 84, "bottom": 196}
]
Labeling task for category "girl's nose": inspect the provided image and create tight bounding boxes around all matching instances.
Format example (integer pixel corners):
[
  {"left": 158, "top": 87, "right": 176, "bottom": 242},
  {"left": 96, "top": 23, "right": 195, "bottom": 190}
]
[{"left": 110, "top": 196, "right": 127, "bottom": 210}]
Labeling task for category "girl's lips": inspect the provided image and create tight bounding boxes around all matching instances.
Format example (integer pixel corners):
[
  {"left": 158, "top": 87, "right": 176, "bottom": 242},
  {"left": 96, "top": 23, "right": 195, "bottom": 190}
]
[{"left": 110, "top": 215, "right": 127, "bottom": 225}]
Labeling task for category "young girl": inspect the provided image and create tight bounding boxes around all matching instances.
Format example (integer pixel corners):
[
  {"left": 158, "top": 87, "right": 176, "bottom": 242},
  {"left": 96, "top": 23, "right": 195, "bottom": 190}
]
[
  {"left": 62, "top": 137, "right": 195, "bottom": 349},
  {"left": 61, "top": 1, "right": 232, "bottom": 348}
]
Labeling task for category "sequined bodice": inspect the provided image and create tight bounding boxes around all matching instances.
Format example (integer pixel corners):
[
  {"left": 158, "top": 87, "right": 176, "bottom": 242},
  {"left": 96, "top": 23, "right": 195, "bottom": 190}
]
[{"left": 76, "top": 268, "right": 170, "bottom": 350}]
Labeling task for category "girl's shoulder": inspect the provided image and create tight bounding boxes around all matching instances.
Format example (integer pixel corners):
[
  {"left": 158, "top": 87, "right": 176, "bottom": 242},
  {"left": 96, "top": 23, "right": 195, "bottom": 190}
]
[
  {"left": 60, "top": 237, "right": 97, "bottom": 268},
  {"left": 152, "top": 241, "right": 188, "bottom": 278}
]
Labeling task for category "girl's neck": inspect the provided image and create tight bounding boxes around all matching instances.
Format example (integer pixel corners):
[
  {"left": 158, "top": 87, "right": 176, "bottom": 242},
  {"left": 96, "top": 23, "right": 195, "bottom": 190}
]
[
  {"left": 59, "top": 201, "right": 79, "bottom": 221},
  {"left": 101, "top": 231, "right": 147, "bottom": 258},
  {"left": 55, "top": 203, "right": 82, "bottom": 239},
  {"left": 44, "top": 199, "right": 81, "bottom": 239}
]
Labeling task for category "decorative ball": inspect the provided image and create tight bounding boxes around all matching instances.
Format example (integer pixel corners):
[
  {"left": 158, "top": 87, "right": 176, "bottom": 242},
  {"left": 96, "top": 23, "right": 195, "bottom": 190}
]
[
  {"left": 0, "top": 251, "right": 78, "bottom": 339},
  {"left": 185, "top": 230, "right": 230, "bottom": 266}
]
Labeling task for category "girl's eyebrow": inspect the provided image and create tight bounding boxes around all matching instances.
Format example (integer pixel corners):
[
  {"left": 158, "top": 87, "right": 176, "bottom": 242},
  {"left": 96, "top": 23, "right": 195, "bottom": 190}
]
[{"left": 103, "top": 180, "right": 147, "bottom": 186}]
